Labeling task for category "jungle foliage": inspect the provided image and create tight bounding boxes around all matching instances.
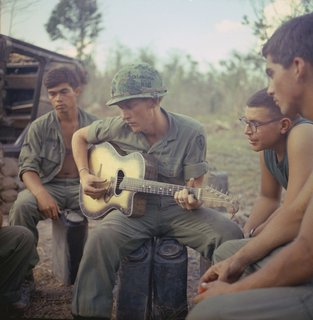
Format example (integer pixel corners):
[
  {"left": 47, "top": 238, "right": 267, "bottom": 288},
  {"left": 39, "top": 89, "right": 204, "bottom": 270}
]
[{"left": 44, "top": 0, "right": 313, "bottom": 119}]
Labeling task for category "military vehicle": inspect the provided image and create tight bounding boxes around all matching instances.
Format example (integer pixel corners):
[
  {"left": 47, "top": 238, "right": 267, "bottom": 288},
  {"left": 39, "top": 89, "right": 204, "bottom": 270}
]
[
  {"left": 0, "top": 34, "right": 86, "bottom": 214},
  {"left": 0, "top": 34, "right": 85, "bottom": 158}
]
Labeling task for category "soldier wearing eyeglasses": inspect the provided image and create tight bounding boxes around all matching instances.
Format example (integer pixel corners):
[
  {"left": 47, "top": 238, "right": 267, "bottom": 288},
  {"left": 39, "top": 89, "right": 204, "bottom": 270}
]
[
  {"left": 239, "top": 89, "right": 313, "bottom": 239},
  {"left": 188, "top": 12, "right": 313, "bottom": 320}
]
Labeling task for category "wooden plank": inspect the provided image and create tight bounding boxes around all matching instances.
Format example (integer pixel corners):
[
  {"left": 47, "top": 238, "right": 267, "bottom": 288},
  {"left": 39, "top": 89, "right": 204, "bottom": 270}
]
[{"left": 5, "top": 73, "right": 37, "bottom": 89}]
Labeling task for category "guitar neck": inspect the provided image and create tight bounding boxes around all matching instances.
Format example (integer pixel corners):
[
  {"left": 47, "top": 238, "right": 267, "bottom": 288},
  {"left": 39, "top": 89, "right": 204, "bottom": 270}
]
[{"left": 120, "top": 177, "right": 201, "bottom": 199}]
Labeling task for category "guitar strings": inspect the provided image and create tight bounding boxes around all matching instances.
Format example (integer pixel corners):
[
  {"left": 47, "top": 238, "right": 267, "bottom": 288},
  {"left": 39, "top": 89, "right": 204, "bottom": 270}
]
[{"left": 118, "top": 176, "right": 238, "bottom": 205}]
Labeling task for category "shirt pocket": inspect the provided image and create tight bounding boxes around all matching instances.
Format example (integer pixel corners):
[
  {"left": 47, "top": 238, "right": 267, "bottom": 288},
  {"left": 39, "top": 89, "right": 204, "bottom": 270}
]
[{"left": 39, "top": 139, "right": 61, "bottom": 172}]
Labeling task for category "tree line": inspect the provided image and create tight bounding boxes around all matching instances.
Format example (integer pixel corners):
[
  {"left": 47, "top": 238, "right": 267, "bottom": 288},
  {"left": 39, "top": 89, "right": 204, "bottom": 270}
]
[
  {"left": 81, "top": 47, "right": 267, "bottom": 119},
  {"left": 44, "top": 0, "right": 309, "bottom": 119},
  {"left": 2, "top": 0, "right": 312, "bottom": 118}
]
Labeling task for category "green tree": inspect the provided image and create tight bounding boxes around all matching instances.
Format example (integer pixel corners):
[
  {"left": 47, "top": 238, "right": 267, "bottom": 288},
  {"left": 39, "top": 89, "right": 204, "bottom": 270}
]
[
  {"left": 45, "top": 0, "right": 102, "bottom": 60},
  {"left": 215, "top": 51, "right": 267, "bottom": 115},
  {"left": 243, "top": 0, "right": 313, "bottom": 44}
]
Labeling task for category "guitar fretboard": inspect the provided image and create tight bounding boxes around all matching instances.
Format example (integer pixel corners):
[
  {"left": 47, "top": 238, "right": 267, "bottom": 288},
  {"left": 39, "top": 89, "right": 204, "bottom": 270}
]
[{"left": 119, "top": 177, "right": 201, "bottom": 199}]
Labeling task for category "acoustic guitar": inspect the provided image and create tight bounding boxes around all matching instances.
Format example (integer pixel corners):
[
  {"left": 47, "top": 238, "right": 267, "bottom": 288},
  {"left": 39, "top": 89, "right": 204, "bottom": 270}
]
[{"left": 79, "top": 142, "right": 239, "bottom": 219}]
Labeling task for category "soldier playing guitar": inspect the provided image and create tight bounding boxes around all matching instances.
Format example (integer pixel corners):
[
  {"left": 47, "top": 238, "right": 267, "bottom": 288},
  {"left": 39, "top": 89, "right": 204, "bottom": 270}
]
[{"left": 71, "top": 63, "right": 243, "bottom": 320}]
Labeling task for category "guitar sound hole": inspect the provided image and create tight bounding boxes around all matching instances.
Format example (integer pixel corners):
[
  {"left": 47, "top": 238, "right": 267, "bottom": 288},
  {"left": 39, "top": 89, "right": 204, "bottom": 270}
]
[{"left": 115, "top": 170, "right": 124, "bottom": 195}]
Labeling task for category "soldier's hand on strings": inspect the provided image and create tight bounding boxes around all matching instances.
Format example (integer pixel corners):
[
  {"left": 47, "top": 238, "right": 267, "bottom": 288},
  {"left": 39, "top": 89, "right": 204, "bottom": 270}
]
[
  {"left": 174, "top": 178, "right": 203, "bottom": 210},
  {"left": 80, "top": 171, "right": 108, "bottom": 199}
]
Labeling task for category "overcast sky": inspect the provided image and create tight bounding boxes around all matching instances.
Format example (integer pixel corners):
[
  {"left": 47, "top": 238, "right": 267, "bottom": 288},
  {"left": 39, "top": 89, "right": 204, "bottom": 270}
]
[{"left": 1, "top": 0, "right": 296, "bottom": 70}]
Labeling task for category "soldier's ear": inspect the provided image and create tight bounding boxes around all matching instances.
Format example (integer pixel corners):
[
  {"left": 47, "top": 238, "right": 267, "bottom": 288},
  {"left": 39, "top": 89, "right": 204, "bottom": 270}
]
[
  {"left": 149, "top": 97, "right": 160, "bottom": 108},
  {"left": 74, "top": 86, "right": 82, "bottom": 96},
  {"left": 280, "top": 118, "right": 292, "bottom": 134},
  {"left": 148, "top": 98, "right": 158, "bottom": 108},
  {"left": 293, "top": 57, "right": 306, "bottom": 82}
]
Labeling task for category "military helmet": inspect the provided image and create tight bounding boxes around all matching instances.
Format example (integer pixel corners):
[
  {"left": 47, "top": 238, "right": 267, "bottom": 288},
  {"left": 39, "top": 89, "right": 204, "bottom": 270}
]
[{"left": 106, "top": 63, "right": 167, "bottom": 106}]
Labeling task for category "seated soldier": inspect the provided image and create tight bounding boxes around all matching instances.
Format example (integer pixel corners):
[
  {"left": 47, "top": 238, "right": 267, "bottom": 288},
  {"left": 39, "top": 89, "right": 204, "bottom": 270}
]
[
  {"left": 9, "top": 66, "right": 97, "bottom": 292},
  {"left": 187, "top": 86, "right": 313, "bottom": 319},
  {"left": 70, "top": 63, "right": 243, "bottom": 319},
  {"left": 241, "top": 88, "right": 313, "bottom": 238}
]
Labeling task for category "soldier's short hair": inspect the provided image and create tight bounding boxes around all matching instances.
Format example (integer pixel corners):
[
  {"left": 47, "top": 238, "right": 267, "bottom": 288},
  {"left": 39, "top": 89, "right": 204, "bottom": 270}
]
[
  {"left": 44, "top": 66, "right": 81, "bottom": 89},
  {"left": 262, "top": 12, "right": 313, "bottom": 68},
  {"left": 246, "top": 88, "right": 282, "bottom": 117}
]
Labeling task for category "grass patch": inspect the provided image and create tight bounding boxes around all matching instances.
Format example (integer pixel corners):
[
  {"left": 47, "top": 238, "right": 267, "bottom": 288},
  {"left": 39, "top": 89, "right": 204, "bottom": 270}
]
[{"left": 202, "top": 118, "right": 260, "bottom": 214}]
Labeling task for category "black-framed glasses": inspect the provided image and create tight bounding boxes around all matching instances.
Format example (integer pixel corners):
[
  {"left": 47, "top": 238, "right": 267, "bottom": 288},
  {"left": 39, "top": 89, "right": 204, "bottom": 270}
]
[{"left": 239, "top": 116, "right": 282, "bottom": 133}]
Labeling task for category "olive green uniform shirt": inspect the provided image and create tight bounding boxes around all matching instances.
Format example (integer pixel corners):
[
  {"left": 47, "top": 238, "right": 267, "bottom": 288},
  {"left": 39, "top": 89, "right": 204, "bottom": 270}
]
[
  {"left": 72, "top": 108, "right": 243, "bottom": 318},
  {"left": 87, "top": 108, "right": 209, "bottom": 186},
  {"left": 9, "top": 108, "right": 97, "bottom": 270},
  {"left": 19, "top": 108, "right": 97, "bottom": 183}
]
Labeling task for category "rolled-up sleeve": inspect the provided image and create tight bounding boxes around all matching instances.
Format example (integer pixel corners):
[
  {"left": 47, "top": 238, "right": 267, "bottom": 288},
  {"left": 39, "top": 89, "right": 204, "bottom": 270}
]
[
  {"left": 18, "top": 124, "right": 43, "bottom": 180},
  {"left": 18, "top": 119, "right": 63, "bottom": 183},
  {"left": 184, "top": 161, "right": 209, "bottom": 181},
  {"left": 183, "top": 130, "right": 209, "bottom": 181}
]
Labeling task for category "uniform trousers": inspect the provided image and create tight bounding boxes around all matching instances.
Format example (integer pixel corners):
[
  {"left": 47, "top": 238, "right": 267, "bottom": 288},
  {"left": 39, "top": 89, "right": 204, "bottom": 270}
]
[
  {"left": 187, "top": 238, "right": 313, "bottom": 320},
  {"left": 0, "top": 226, "right": 35, "bottom": 303},
  {"left": 9, "top": 178, "right": 80, "bottom": 270},
  {"left": 72, "top": 198, "right": 243, "bottom": 318}
]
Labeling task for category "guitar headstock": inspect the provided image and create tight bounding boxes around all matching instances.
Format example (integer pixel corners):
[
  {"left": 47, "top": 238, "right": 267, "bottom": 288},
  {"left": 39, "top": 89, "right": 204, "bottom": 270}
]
[{"left": 201, "top": 186, "right": 239, "bottom": 214}]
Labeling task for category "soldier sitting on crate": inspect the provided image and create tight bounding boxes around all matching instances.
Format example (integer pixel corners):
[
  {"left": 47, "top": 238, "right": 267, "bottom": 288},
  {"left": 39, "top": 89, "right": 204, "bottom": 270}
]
[
  {"left": 9, "top": 66, "right": 97, "bottom": 294},
  {"left": 70, "top": 62, "right": 243, "bottom": 320}
]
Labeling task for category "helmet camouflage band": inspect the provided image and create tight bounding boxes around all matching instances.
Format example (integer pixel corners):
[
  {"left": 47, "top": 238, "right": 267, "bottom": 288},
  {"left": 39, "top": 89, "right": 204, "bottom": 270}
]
[{"left": 106, "top": 63, "right": 167, "bottom": 106}]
